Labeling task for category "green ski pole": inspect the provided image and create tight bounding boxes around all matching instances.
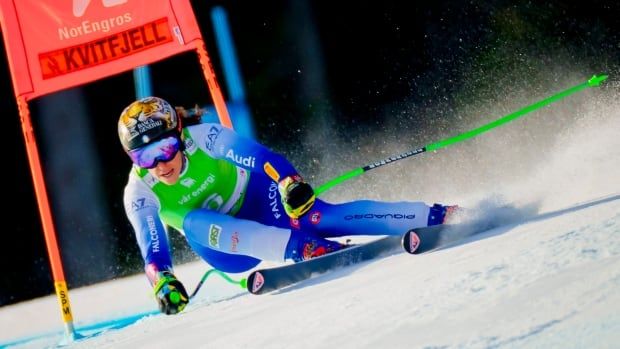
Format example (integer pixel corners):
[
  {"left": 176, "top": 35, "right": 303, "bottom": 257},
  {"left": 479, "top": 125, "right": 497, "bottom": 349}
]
[
  {"left": 190, "top": 269, "right": 247, "bottom": 299},
  {"left": 316, "top": 74, "right": 608, "bottom": 196}
]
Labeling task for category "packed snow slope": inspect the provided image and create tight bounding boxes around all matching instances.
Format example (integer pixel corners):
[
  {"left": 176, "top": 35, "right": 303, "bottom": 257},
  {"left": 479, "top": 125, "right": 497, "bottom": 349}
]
[
  {"left": 3, "top": 195, "right": 619, "bottom": 349},
  {"left": 1, "top": 82, "right": 619, "bottom": 348}
]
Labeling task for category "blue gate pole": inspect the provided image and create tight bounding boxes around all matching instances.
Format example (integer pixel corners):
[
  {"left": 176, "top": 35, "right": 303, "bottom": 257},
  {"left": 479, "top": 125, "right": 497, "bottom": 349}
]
[
  {"left": 133, "top": 65, "right": 153, "bottom": 99},
  {"left": 211, "top": 6, "right": 256, "bottom": 138}
]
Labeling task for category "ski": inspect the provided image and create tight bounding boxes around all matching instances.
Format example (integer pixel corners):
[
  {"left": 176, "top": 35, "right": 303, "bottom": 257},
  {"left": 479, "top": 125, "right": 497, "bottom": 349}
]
[
  {"left": 246, "top": 235, "right": 401, "bottom": 294},
  {"left": 403, "top": 221, "right": 486, "bottom": 254},
  {"left": 247, "top": 224, "right": 452, "bottom": 295},
  {"left": 402, "top": 224, "right": 448, "bottom": 254}
]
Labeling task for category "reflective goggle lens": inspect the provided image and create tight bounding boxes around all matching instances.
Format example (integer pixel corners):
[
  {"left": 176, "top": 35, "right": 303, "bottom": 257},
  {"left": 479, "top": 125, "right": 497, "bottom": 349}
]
[{"left": 128, "top": 136, "right": 181, "bottom": 169}]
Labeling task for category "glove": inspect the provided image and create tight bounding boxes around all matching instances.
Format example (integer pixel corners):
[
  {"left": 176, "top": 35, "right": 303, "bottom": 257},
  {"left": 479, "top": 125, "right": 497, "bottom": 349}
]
[
  {"left": 153, "top": 271, "right": 189, "bottom": 315},
  {"left": 175, "top": 105, "right": 204, "bottom": 126},
  {"left": 278, "top": 175, "right": 316, "bottom": 218}
]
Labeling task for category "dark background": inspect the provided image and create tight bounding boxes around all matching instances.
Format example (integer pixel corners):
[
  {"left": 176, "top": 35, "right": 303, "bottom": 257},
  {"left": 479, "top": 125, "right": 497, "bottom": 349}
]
[{"left": 2, "top": 0, "right": 619, "bottom": 306}]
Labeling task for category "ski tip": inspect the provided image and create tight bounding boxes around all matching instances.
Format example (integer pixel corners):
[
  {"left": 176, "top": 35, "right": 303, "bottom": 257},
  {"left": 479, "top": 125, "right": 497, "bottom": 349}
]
[
  {"left": 247, "top": 271, "right": 265, "bottom": 294},
  {"left": 402, "top": 230, "right": 421, "bottom": 254}
]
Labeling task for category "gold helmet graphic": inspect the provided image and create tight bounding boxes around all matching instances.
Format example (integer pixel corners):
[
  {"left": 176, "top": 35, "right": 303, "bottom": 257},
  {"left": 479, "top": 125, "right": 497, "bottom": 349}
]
[{"left": 118, "top": 97, "right": 181, "bottom": 151}]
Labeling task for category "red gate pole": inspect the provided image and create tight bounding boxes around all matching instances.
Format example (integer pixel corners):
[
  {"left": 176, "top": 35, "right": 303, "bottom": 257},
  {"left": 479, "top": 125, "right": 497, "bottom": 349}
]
[
  {"left": 195, "top": 39, "right": 234, "bottom": 129},
  {"left": 16, "top": 96, "right": 77, "bottom": 341}
]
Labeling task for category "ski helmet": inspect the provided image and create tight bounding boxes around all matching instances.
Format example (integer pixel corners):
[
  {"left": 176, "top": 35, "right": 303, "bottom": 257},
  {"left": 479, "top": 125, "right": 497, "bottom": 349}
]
[{"left": 118, "top": 97, "right": 181, "bottom": 151}]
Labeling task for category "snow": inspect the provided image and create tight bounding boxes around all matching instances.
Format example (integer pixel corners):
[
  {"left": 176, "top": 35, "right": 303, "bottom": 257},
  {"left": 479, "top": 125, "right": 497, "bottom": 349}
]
[{"left": 1, "top": 92, "right": 619, "bottom": 348}]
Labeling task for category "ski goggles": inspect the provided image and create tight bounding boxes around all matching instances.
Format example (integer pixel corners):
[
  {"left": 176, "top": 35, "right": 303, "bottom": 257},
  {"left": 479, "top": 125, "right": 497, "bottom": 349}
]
[{"left": 127, "top": 135, "right": 181, "bottom": 169}]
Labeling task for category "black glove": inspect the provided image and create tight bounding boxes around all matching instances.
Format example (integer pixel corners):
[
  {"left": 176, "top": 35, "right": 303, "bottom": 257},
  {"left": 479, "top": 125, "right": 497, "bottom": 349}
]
[
  {"left": 278, "top": 175, "right": 316, "bottom": 218},
  {"left": 153, "top": 271, "right": 189, "bottom": 315},
  {"left": 175, "top": 105, "right": 204, "bottom": 126}
]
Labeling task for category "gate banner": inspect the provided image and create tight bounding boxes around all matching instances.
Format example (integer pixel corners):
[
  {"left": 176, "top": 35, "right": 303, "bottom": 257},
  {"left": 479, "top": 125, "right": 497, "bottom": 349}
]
[{"left": 0, "top": 0, "right": 202, "bottom": 100}]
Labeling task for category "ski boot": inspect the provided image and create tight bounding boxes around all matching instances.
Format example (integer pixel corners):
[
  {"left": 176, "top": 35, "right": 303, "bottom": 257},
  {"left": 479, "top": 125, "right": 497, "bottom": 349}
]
[
  {"left": 428, "top": 203, "right": 460, "bottom": 226},
  {"left": 285, "top": 231, "right": 345, "bottom": 262}
]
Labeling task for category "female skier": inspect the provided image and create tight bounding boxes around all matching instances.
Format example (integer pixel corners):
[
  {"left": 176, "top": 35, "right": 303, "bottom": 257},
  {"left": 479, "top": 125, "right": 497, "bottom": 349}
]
[{"left": 118, "top": 97, "right": 455, "bottom": 314}]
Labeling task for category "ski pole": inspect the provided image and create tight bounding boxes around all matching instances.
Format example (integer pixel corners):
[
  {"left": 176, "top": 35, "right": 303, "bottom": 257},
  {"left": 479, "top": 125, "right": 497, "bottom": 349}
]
[
  {"left": 190, "top": 74, "right": 608, "bottom": 299},
  {"left": 190, "top": 268, "right": 247, "bottom": 299},
  {"left": 315, "top": 74, "right": 608, "bottom": 196}
]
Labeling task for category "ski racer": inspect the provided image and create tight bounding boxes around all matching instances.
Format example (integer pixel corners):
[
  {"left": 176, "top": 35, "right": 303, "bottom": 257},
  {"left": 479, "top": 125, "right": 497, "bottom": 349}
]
[{"left": 118, "top": 96, "right": 456, "bottom": 315}]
